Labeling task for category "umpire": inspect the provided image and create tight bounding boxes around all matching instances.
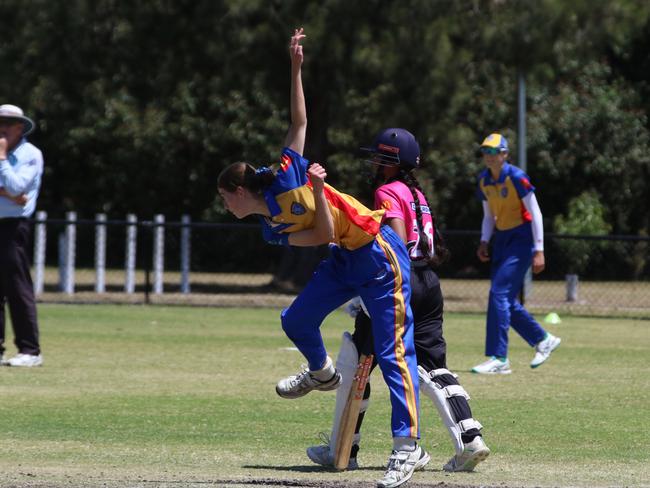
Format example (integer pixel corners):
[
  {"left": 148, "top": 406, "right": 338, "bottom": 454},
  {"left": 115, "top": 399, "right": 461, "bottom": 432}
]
[{"left": 0, "top": 104, "right": 44, "bottom": 367}]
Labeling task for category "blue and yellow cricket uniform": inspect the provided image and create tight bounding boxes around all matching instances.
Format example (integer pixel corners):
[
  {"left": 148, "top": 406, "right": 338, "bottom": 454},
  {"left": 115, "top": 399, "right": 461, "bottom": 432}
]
[
  {"left": 477, "top": 163, "right": 546, "bottom": 358},
  {"left": 261, "top": 147, "right": 419, "bottom": 439}
]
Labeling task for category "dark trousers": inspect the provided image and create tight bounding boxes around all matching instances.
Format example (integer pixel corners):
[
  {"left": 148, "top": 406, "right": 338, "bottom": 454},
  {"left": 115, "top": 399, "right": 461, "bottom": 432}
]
[
  {"left": 352, "top": 263, "right": 479, "bottom": 446},
  {"left": 0, "top": 218, "right": 40, "bottom": 355}
]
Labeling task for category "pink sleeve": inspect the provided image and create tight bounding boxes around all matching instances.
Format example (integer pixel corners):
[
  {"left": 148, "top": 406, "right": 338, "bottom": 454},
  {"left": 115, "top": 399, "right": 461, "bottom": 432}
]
[{"left": 375, "top": 186, "right": 405, "bottom": 220}]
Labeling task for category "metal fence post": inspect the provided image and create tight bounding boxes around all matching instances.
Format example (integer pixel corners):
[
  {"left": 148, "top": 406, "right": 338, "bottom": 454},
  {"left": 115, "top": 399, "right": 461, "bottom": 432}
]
[
  {"left": 33, "top": 211, "right": 47, "bottom": 295},
  {"left": 566, "top": 274, "right": 579, "bottom": 302},
  {"left": 95, "top": 213, "right": 107, "bottom": 293},
  {"left": 180, "top": 214, "right": 191, "bottom": 294},
  {"left": 58, "top": 232, "right": 66, "bottom": 291},
  {"left": 64, "top": 211, "right": 77, "bottom": 294},
  {"left": 125, "top": 214, "right": 137, "bottom": 294},
  {"left": 153, "top": 214, "right": 165, "bottom": 294}
]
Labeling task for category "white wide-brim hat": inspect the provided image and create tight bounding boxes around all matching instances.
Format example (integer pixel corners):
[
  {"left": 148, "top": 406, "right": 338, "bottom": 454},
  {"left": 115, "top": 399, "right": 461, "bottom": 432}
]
[{"left": 0, "top": 104, "right": 35, "bottom": 135}]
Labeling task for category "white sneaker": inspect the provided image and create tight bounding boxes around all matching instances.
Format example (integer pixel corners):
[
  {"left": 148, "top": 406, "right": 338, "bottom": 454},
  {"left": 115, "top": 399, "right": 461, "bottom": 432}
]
[
  {"left": 471, "top": 356, "right": 511, "bottom": 374},
  {"left": 443, "top": 436, "right": 490, "bottom": 472},
  {"left": 306, "top": 435, "right": 359, "bottom": 470},
  {"left": 6, "top": 353, "right": 43, "bottom": 367},
  {"left": 531, "top": 333, "right": 561, "bottom": 368},
  {"left": 276, "top": 365, "right": 341, "bottom": 399},
  {"left": 377, "top": 445, "right": 430, "bottom": 488}
]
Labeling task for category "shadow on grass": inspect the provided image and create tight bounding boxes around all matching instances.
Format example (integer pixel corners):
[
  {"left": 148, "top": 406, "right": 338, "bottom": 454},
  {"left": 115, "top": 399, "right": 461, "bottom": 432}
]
[{"left": 243, "top": 464, "right": 385, "bottom": 472}]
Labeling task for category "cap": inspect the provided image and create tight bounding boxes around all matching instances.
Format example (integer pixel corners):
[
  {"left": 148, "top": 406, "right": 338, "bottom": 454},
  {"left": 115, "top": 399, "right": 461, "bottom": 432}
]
[
  {"left": 480, "top": 133, "right": 508, "bottom": 152},
  {"left": 0, "top": 104, "right": 35, "bottom": 135},
  {"left": 361, "top": 128, "right": 421, "bottom": 170}
]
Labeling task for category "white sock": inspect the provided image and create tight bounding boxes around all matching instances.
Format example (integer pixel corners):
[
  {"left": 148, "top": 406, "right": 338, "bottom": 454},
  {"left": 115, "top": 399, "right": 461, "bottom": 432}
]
[
  {"left": 310, "top": 356, "right": 335, "bottom": 381},
  {"left": 393, "top": 437, "right": 417, "bottom": 452}
]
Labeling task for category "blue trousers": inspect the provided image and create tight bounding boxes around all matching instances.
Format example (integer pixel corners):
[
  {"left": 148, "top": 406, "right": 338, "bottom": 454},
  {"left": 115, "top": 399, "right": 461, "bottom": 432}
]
[
  {"left": 486, "top": 224, "right": 546, "bottom": 358},
  {"left": 281, "top": 225, "right": 420, "bottom": 440}
]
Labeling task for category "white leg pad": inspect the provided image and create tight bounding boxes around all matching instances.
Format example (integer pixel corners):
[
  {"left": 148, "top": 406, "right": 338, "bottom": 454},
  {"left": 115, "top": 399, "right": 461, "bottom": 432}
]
[
  {"left": 459, "top": 418, "right": 483, "bottom": 433},
  {"left": 418, "top": 365, "right": 464, "bottom": 455},
  {"left": 329, "top": 331, "right": 360, "bottom": 456},
  {"left": 360, "top": 397, "right": 370, "bottom": 413},
  {"left": 443, "top": 384, "right": 470, "bottom": 401},
  {"left": 430, "top": 368, "right": 459, "bottom": 380},
  {"left": 345, "top": 297, "right": 370, "bottom": 318},
  {"left": 359, "top": 298, "right": 369, "bottom": 316}
]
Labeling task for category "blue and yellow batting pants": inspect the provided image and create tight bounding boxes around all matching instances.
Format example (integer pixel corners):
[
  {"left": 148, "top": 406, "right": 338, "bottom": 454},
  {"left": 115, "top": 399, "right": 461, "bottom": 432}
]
[
  {"left": 281, "top": 225, "right": 420, "bottom": 440},
  {"left": 486, "top": 223, "right": 547, "bottom": 358}
]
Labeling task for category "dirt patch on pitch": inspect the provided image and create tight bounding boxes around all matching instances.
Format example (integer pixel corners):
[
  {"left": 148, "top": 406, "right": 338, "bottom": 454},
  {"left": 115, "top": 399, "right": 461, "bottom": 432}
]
[
  {"left": 218, "top": 479, "right": 503, "bottom": 487},
  {"left": 1, "top": 478, "right": 512, "bottom": 488}
]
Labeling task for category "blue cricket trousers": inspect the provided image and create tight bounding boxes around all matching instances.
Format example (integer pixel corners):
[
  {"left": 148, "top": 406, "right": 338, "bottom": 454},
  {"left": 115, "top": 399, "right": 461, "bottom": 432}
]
[
  {"left": 281, "top": 225, "right": 420, "bottom": 440},
  {"left": 486, "top": 223, "right": 546, "bottom": 358}
]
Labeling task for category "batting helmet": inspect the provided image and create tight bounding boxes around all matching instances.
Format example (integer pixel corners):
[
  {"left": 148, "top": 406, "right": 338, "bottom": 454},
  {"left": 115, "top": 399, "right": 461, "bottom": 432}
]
[{"left": 361, "top": 128, "right": 421, "bottom": 170}]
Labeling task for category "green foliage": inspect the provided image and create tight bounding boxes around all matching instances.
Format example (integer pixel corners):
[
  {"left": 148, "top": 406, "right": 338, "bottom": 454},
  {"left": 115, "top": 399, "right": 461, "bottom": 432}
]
[
  {"left": 553, "top": 191, "right": 612, "bottom": 274},
  {"left": 529, "top": 61, "right": 650, "bottom": 234},
  {"left": 1, "top": 0, "right": 649, "bottom": 243}
]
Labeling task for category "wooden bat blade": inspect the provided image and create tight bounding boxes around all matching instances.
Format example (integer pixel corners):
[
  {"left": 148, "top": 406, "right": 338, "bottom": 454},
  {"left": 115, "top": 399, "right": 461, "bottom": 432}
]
[{"left": 333, "top": 354, "right": 373, "bottom": 470}]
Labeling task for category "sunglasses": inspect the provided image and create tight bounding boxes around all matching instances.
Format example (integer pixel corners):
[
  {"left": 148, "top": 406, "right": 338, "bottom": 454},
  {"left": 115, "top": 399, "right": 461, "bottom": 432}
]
[{"left": 480, "top": 147, "right": 502, "bottom": 155}]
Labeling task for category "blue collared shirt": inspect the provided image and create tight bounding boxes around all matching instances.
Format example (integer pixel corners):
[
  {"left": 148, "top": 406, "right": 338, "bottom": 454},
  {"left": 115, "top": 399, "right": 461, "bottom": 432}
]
[{"left": 0, "top": 138, "right": 44, "bottom": 218}]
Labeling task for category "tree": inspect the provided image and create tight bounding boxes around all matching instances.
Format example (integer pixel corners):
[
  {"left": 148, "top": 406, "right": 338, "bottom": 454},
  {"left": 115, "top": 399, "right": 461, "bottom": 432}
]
[{"left": 553, "top": 191, "right": 611, "bottom": 276}]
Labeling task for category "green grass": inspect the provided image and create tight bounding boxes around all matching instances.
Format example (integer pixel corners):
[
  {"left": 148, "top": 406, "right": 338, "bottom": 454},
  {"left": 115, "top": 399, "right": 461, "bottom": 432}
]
[{"left": 0, "top": 305, "right": 648, "bottom": 487}]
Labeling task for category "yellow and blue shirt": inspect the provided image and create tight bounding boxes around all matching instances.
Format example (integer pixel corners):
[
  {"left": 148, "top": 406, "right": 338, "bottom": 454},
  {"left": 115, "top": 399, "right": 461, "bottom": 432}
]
[
  {"left": 477, "top": 163, "right": 534, "bottom": 231},
  {"left": 260, "top": 147, "right": 385, "bottom": 250}
]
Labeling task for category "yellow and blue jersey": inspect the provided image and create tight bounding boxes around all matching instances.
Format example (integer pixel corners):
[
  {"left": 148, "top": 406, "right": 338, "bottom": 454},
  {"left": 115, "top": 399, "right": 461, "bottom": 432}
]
[
  {"left": 261, "top": 149, "right": 419, "bottom": 439},
  {"left": 477, "top": 163, "right": 534, "bottom": 231},
  {"left": 477, "top": 162, "right": 547, "bottom": 359},
  {"left": 260, "top": 147, "right": 385, "bottom": 250}
]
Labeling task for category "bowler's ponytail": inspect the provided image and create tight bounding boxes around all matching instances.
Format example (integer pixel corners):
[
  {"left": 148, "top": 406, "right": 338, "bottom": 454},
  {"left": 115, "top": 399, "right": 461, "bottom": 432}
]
[{"left": 218, "top": 162, "right": 277, "bottom": 195}]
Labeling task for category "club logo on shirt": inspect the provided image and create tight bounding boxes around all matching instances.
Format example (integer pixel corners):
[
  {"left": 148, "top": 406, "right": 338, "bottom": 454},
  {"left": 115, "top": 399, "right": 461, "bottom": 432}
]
[
  {"left": 500, "top": 187, "right": 508, "bottom": 198},
  {"left": 280, "top": 154, "right": 292, "bottom": 172},
  {"left": 291, "top": 202, "right": 306, "bottom": 215}
]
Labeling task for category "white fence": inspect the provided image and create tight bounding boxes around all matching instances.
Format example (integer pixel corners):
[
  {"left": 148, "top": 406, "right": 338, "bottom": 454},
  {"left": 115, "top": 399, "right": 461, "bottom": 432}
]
[
  {"left": 28, "top": 214, "right": 650, "bottom": 316},
  {"left": 33, "top": 211, "right": 191, "bottom": 296}
]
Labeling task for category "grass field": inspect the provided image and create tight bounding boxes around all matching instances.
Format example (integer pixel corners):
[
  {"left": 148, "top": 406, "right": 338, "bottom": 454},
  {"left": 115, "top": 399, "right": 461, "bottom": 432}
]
[{"left": 0, "top": 304, "right": 648, "bottom": 488}]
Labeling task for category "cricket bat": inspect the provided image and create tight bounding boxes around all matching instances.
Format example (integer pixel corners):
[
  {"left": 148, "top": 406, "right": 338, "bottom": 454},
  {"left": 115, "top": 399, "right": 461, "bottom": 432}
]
[{"left": 333, "top": 353, "right": 373, "bottom": 470}]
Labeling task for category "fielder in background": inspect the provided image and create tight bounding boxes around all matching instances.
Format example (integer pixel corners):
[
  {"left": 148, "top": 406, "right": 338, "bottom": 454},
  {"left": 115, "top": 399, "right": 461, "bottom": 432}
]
[
  {"left": 472, "top": 133, "right": 561, "bottom": 374},
  {"left": 307, "top": 128, "right": 490, "bottom": 473},
  {"left": 0, "top": 104, "right": 44, "bottom": 367},
  {"left": 217, "top": 29, "right": 426, "bottom": 488}
]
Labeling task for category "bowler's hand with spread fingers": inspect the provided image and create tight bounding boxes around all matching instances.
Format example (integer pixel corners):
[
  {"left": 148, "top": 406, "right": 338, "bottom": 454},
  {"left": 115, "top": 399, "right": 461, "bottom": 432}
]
[{"left": 289, "top": 27, "right": 305, "bottom": 67}]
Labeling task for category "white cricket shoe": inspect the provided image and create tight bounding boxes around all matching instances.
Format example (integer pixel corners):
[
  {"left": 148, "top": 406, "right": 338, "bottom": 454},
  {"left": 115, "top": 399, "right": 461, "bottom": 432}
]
[
  {"left": 377, "top": 445, "right": 430, "bottom": 488},
  {"left": 531, "top": 333, "right": 561, "bottom": 368},
  {"left": 443, "top": 435, "right": 490, "bottom": 472},
  {"left": 471, "top": 356, "right": 511, "bottom": 374},
  {"left": 276, "top": 365, "right": 341, "bottom": 399},
  {"left": 306, "top": 436, "right": 359, "bottom": 470},
  {"left": 6, "top": 353, "right": 43, "bottom": 367}
]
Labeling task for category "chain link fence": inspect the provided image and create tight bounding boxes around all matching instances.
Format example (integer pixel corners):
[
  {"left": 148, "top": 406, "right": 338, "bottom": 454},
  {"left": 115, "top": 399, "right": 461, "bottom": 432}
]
[{"left": 29, "top": 213, "right": 650, "bottom": 318}]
